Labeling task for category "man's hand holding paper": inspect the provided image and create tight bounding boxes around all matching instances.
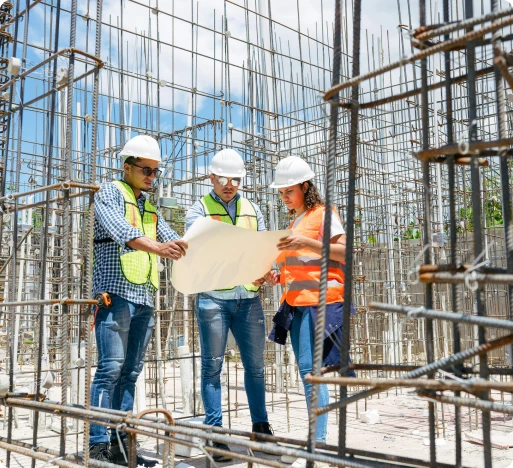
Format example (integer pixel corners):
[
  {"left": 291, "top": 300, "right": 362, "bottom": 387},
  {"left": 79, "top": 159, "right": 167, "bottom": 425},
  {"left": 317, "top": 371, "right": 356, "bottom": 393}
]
[{"left": 171, "top": 217, "right": 290, "bottom": 295}]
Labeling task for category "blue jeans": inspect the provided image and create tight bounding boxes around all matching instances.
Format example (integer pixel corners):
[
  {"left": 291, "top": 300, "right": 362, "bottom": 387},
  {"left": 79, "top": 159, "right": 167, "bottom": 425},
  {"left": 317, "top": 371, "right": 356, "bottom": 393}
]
[
  {"left": 89, "top": 294, "right": 154, "bottom": 445},
  {"left": 196, "top": 294, "right": 268, "bottom": 427},
  {"left": 290, "top": 306, "right": 329, "bottom": 442}
]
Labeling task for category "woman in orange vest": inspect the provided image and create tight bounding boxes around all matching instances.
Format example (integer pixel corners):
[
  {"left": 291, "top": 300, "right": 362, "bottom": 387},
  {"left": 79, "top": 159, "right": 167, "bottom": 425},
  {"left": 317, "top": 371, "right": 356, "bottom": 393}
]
[{"left": 268, "top": 156, "right": 355, "bottom": 451}]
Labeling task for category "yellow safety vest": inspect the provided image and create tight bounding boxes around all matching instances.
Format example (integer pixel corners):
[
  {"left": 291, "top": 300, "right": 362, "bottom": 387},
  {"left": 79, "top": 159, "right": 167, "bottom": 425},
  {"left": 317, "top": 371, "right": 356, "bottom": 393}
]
[
  {"left": 200, "top": 194, "right": 260, "bottom": 292},
  {"left": 112, "top": 180, "right": 159, "bottom": 290}
]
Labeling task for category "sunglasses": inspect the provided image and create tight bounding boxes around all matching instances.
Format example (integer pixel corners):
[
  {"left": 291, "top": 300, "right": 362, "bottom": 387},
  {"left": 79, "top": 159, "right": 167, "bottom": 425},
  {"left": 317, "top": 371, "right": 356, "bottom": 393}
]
[
  {"left": 215, "top": 176, "right": 241, "bottom": 187},
  {"left": 130, "top": 163, "right": 162, "bottom": 178}
]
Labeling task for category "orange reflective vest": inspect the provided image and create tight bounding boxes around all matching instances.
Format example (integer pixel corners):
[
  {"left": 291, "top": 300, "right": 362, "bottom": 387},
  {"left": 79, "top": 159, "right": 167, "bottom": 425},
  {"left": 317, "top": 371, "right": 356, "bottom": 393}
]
[{"left": 276, "top": 205, "right": 345, "bottom": 306}]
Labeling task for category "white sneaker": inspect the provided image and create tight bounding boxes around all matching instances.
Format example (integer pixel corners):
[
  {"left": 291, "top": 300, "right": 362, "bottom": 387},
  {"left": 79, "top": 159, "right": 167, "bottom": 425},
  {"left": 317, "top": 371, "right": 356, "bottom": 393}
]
[{"left": 281, "top": 455, "right": 298, "bottom": 464}]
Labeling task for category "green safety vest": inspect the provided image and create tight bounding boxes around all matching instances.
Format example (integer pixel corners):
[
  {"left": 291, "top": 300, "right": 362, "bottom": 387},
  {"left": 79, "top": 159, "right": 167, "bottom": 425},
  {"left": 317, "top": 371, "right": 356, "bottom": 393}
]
[
  {"left": 113, "top": 180, "right": 159, "bottom": 290},
  {"left": 200, "top": 194, "right": 260, "bottom": 292}
]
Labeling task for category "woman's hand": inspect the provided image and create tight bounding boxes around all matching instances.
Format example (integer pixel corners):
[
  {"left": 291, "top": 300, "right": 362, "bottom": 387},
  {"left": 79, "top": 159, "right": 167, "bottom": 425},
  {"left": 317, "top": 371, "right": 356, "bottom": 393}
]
[
  {"left": 264, "top": 271, "right": 280, "bottom": 285},
  {"left": 277, "top": 234, "right": 311, "bottom": 251},
  {"left": 252, "top": 271, "right": 280, "bottom": 286}
]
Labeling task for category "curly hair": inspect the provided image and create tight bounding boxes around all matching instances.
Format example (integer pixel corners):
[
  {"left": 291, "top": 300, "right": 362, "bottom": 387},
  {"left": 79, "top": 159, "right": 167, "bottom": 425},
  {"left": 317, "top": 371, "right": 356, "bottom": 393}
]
[{"left": 288, "top": 180, "right": 324, "bottom": 215}]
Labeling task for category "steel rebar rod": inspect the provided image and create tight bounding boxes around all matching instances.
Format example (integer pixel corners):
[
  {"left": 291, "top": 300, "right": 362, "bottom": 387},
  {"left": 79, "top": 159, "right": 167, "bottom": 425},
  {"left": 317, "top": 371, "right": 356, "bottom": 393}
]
[
  {"left": 0, "top": 225, "right": 32, "bottom": 276},
  {"left": 22, "top": 67, "right": 99, "bottom": 109},
  {"left": 324, "top": 13, "right": 513, "bottom": 100},
  {"left": 340, "top": 65, "right": 494, "bottom": 110},
  {"left": 7, "top": 1, "right": 30, "bottom": 464},
  {"left": 0, "top": 0, "right": 43, "bottom": 33},
  {"left": 493, "top": 55, "right": 513, "bottom": 90},
  {"left": 4, "top": 398, "right": 395, "bottom": 468},
  {"left": 0, "top": 47, "right": 103, "bottom": 94},
  {"left": 419, "top": 271, "right": 513, "bottom": 284},
  {"left": 305, "top": 375, "right": 513, "bottom": 392},
  {"left": 418, "top": 391, "right": 513, "bottom": 417},
  {"left": 307, "top": 0, "right": 344, "bottom": 462},
  {"left": 0, "top": 298, "right": 97, "bottom": 307},
  {"left": 414, "top": 7, "right": 513, "bottom": 41},
  {"left": 0, "top": 440, "right": 87, "bottom": 468},
  {"left": 338, "top": 0, "right": 361, "bottom": 458},
  {"left": 415, "top": 137, "right": 513, "bottom": 160},
  {"left": 315, "top": 334, "right": 513, "bottom": 415},
  {"left": 0, "top": 436, "right": 117, "bottom": 468},
  {"left": 4, "top": 189, "right": 98, "bottom": 212},
  {"left": 82, "top": 0, "right": 104, "bottom": 452},
  {"left": 30, "top": 0, "right": 61, "bottom": 462},
  {"left": 369, "top": 302, "right": 513, "bottom": 331},
  {"left": 0, "top": 180, "right": 99, "bottom": 203}
]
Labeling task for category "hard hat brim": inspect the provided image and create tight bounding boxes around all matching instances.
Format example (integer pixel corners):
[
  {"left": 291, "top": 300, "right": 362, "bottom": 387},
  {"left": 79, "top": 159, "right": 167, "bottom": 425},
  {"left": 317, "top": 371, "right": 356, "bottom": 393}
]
[
  {"left": 208, "top": 166, "right": 247, "bottom": 178},
  {"left": 121, "top": 153, "right": 162, "bottom": 163},
  {"left": 269, "top": 173, "right": 315, "bottom": 189}
]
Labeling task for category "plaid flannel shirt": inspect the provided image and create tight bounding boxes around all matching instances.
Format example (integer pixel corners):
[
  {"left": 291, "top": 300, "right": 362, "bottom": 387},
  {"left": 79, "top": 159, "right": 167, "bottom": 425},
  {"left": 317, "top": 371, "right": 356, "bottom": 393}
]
[{"left": 93, "top": 180, "right": 180, "bottom": 307}]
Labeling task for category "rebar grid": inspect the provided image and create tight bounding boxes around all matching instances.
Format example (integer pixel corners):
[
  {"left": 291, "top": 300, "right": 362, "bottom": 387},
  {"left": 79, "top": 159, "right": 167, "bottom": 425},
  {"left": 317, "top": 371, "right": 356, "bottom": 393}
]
[
  {"left": 311, "top": 1, "right": 513, "bottom": 467},
  {"left": 0, "top": 0, "right": 513, "bottom": 467}
]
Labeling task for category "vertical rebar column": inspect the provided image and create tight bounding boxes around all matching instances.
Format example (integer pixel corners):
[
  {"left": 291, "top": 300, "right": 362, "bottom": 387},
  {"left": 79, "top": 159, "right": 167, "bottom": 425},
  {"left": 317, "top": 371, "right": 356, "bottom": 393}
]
[
  {"left": 419, "top": 1, "right": 437, "bottom": 466},
  {"left": 442, "top": 1, "right": 462, "bottom": 466},
  {"left": 0, "top": 0, "right": 15, "bottom": 244},
  {"left": 339, "top": 0, "right": 361, "bottom": 457},
  {"left": 31, "top": 2, "right": 61, "bottom": 467},
  {"left": 119, "top": 0, "right": 126, "bottom": 148},
  {"left": 464, "top": 1, "right": 492, "bottom": 465},
  {"left": 82, "top": 0, "right": 103, "bottom": 462},
  {"left": 59, "top": 0, "right": 78, "bottom": 456},
  {"left": 308, "top": 0, "right": 347, "bottom": 461},
  {"left": 493, "top": 0, "right": 513, "bottom": 397},
  {"left": 7, "top": 1, "right": 29, "bottom": 466}
]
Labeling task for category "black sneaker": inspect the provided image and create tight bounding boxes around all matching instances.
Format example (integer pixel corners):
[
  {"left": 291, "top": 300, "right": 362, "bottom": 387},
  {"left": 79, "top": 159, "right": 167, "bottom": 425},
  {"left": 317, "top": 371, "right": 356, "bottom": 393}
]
[
  {"left": 89, "top": 442, "right": 115, "bottom": 463},
  {"left": 252, "top": 422, "right": 274, "bottom": 436},
  {"left": 110, "top": 437, "right": 158, "bottom": 467},
  {"left": 212, "top": 442, "right": 233, "bottom": 462},
  {"left": 252, "top": 422, "right": 277, "bottom": 456}
]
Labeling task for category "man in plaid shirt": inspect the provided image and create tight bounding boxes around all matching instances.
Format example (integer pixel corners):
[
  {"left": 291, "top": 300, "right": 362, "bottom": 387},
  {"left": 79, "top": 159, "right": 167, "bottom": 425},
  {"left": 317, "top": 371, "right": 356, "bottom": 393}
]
[{"left": 89, "top": 135, "right": 187, "bottom": 466}]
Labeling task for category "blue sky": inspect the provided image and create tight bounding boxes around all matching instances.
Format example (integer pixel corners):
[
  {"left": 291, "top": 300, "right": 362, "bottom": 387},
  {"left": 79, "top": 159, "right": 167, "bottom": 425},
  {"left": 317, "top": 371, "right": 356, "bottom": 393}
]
[{"left": 8, "top": 0, "right": 512, "bottom": 201}]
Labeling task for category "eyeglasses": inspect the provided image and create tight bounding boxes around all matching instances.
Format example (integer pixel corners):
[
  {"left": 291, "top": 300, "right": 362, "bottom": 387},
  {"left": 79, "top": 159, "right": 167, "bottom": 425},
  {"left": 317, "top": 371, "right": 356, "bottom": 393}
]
[
  {"left": 130, "top": 163, "right": 162, "bottom": 178},
  {"left": 215, "top": 175, "right": 241, "bottom": 187}
]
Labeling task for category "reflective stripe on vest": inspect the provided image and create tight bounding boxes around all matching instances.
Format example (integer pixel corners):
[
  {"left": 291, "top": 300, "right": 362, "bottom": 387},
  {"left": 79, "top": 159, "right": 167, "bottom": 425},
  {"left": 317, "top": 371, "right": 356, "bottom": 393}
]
[
  {"left": 277, "top": 256, "right": 341, "bottom": 269},
  {"left": 200, "top": 194, "right": 259, "bottom": 292},
  {"left": 112, "top": 180, "right": 159, "bottom": 290},
  {"left": 276, "top": 205, "right": 345, "bottom": 306}
]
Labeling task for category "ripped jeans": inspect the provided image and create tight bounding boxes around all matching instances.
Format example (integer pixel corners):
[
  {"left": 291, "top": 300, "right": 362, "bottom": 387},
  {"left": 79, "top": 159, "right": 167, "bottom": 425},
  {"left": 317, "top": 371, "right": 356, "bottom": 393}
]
[{"left": 196, "top": 294, "right": 268, "bottom": 427}]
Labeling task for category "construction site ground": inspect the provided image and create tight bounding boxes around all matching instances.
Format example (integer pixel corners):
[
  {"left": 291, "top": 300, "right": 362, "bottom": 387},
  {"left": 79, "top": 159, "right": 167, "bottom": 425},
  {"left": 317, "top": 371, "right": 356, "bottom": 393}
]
[{"left": 1, "top": 362, "right": 513, "bottom": 468}]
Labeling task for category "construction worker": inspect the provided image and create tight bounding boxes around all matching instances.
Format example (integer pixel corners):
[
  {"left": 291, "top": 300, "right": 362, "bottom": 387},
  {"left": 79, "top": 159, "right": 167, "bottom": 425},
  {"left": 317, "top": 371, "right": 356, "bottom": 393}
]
[
  {"left": 267, "top": 156, "right": 355, "bottom": 459},
  {"left": 185, "top": 148, "right": 273, "bottom": 462},
  {"left": 90, "top": 135, "right": 188, "bottom": 466}
]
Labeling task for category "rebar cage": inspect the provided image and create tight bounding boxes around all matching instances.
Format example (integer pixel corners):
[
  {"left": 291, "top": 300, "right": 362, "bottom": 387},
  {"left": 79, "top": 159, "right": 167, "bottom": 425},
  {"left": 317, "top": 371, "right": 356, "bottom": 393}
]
[{"left": 0, "top": 0, "right": 513, "bottom": 467}]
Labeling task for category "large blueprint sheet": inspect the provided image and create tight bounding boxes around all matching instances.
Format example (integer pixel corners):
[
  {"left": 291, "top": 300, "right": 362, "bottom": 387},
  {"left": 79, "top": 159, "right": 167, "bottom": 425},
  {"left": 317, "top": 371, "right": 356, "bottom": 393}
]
[{"left": 171, "top": 217, "right": 291, "bottom": 295}]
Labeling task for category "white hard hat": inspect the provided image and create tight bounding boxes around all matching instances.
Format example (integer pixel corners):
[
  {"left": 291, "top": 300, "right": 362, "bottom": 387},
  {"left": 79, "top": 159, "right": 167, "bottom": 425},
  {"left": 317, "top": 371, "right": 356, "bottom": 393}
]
[
  {"left": 120, "top": 135, "right": 161, "bottom": 163},
  {"left": 270, "top": 156, "right": 315, "bottom": 188},
  {"left": 208, "top": 148, "right": 246, "bottom": 177}
]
